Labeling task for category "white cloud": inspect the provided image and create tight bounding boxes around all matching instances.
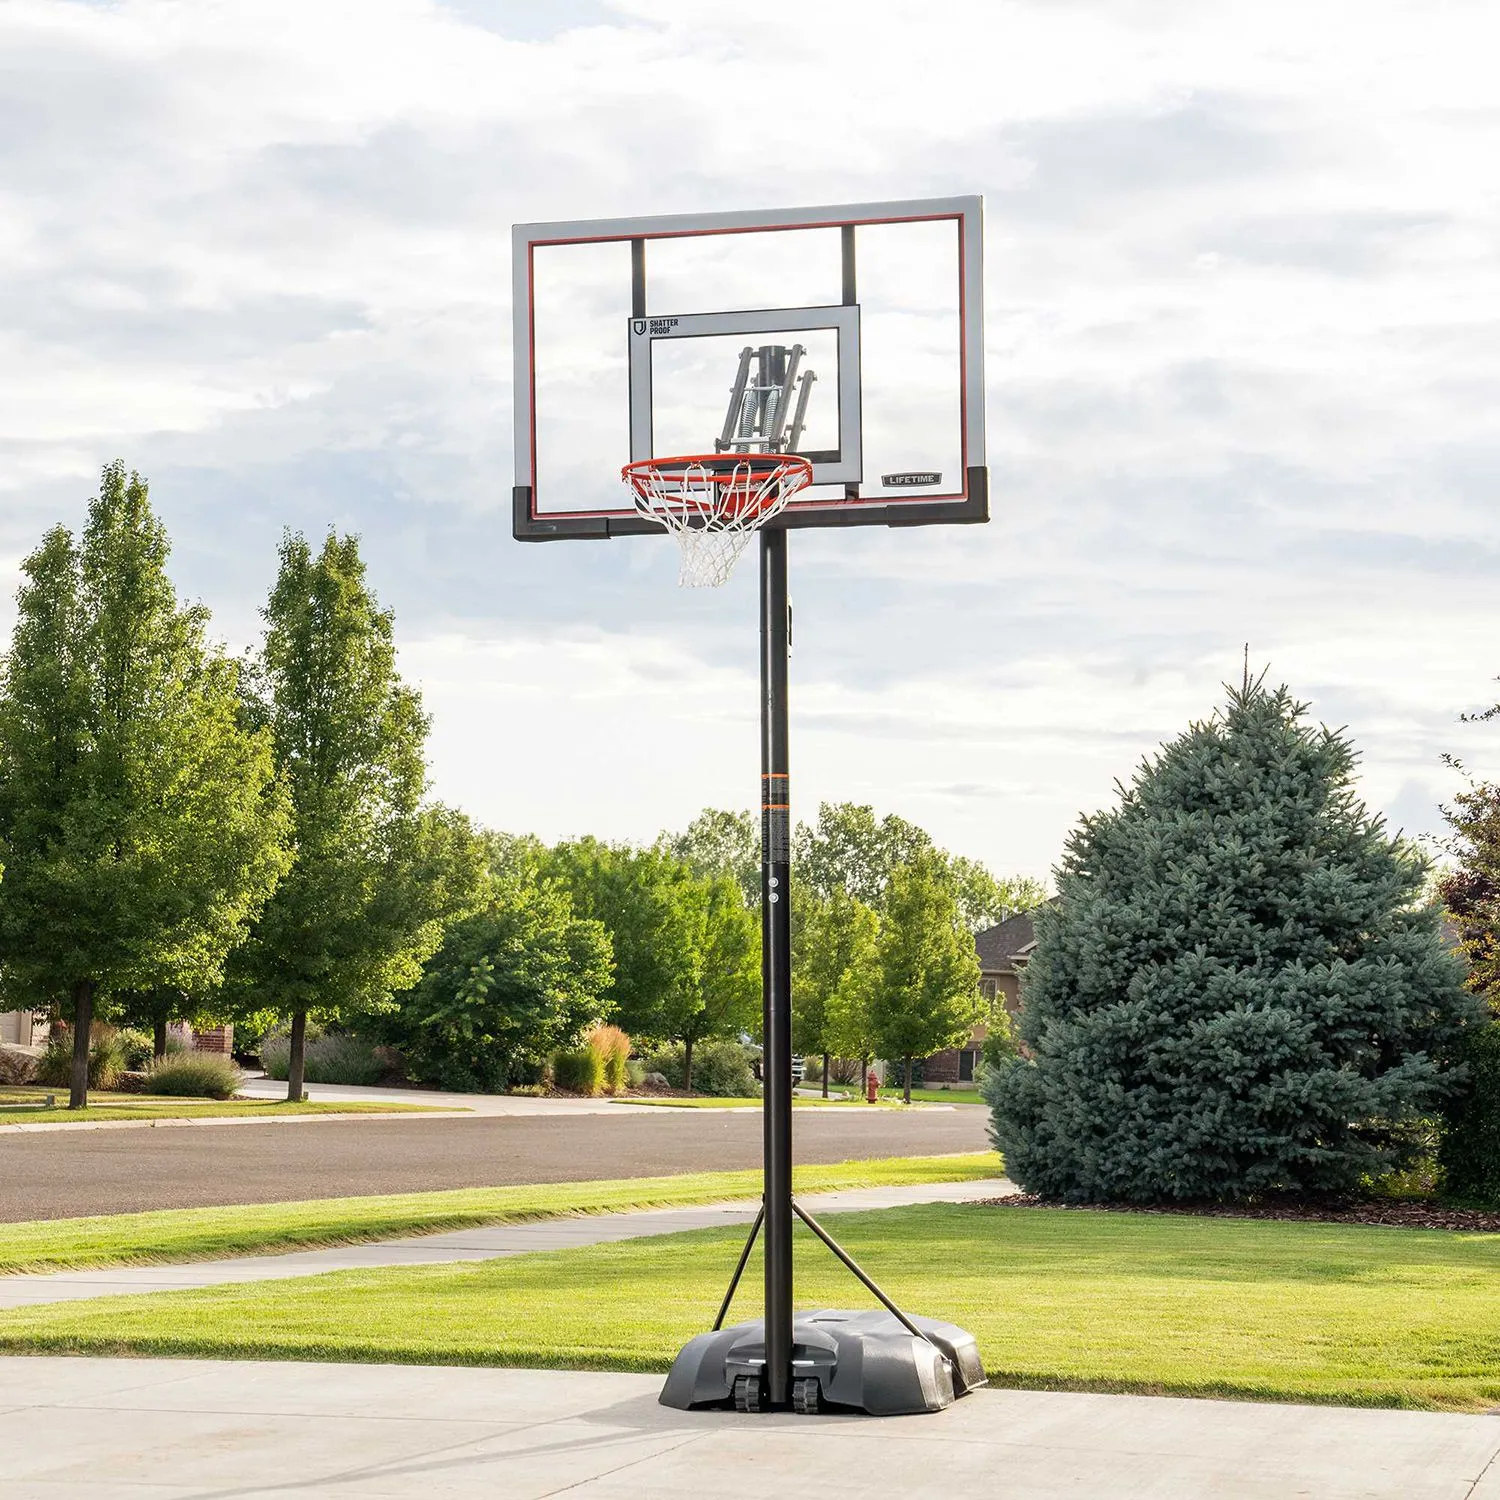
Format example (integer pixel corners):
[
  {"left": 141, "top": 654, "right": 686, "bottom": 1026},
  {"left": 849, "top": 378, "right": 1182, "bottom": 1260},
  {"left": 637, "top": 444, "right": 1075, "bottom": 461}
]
[{"left": 1, "top": 0, "right": 1497, "bottom": 878}]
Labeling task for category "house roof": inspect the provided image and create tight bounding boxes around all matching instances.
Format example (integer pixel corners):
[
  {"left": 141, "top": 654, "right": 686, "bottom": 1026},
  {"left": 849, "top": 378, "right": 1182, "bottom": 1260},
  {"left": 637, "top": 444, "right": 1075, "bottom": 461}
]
[{"left": 974, "top": 910, "right": 1037, "bottom": 974}]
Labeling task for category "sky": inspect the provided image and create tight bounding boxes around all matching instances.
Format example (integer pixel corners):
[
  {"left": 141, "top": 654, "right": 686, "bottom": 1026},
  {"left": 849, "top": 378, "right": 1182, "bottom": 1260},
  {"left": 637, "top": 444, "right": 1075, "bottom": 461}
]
[{"left": 2, "top": 0, "right": 1498, "bottom": 884}]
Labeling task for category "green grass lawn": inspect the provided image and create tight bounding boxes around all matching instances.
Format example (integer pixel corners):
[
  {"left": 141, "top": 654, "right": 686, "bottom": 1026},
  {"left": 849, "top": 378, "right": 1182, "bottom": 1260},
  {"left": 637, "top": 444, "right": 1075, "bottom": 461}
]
[
  {"left": 620, "top": 1095, "right": 903, "bottom": 1109},
  {"left": 6, "top": 1203, "right": 1499, "bottom": 1412},
  {"left": 0, "top": 1088, "right": 448, "bottom": 1127},
  {"left": 0, "top": 1153, "right": 1000, "bottom": 1275},
  {"left": 883, "top": 1087, "right": 986, "bottom": 1105},
  {"left": 803, "top": 1086, "right": 987, "bottom": 1106}
]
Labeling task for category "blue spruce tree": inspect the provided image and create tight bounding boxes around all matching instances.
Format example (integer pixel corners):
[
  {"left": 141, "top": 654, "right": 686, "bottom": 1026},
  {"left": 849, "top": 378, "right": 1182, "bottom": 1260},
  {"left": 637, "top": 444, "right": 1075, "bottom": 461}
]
[{"left": 986, "top": 679, "right": 1477, "bottom": 1202}]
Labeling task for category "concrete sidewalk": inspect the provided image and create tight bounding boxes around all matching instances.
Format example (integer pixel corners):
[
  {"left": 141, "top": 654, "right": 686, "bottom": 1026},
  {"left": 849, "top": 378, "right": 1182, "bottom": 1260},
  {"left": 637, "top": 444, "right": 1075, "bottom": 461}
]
[
  {"left": 0, "top": 1179, "right": 1006, "bottom": 1309},
  {"left": 234, "top": 1075, "right": 667, "bottom": 1117},
  {"left": 3, "top": 1355, "right": 1497, "bottom": 1499}
]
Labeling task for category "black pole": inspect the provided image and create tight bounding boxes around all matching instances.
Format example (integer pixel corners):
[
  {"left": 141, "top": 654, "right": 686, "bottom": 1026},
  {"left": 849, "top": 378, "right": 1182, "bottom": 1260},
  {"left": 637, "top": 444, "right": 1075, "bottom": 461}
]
[{"left": 760, "top": 526, "right": 793, "bottom": 1407}]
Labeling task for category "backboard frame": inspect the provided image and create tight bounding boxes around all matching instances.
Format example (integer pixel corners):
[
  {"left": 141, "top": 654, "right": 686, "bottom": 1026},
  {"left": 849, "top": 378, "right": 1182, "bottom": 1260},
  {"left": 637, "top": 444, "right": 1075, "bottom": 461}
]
[{"left": 512, "top": 195, "right": 987, "bottom": 542}]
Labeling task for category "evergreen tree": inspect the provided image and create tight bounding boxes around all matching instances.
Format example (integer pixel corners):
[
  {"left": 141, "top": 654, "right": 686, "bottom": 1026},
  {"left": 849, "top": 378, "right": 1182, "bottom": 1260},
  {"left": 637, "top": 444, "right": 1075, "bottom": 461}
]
[
  {"left": 866, "top": 850, "right": 981, "bottom": 1104},
  {"left": 0, "top": 464, "right": 291, "bottom": 1106},
  {"left": 228, "top": 531, "right": 484, "bottom": 1101},
  {"left": 987, "top": 679, "right": 1477, "bottom": 1202}
]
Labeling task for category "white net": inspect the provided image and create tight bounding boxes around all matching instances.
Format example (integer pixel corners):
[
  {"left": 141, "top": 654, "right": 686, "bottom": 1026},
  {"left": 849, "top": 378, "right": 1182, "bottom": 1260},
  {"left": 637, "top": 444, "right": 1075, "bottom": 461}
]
[{"left": 623, "top": 454, "right": 813, "bottom": 587}]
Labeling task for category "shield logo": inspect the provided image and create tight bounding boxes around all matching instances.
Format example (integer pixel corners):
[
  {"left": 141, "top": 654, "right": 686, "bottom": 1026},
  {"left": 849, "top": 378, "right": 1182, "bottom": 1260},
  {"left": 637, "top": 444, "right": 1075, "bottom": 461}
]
[{"left": 632, "top": 319, "right": 646, "bottom": 336}]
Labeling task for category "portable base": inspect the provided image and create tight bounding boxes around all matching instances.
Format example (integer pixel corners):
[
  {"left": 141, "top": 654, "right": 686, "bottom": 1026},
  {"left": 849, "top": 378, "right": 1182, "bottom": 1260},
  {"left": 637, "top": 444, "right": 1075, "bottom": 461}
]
[{"left": 659, "top": 1309, "right": 986, "bottom": 1417}]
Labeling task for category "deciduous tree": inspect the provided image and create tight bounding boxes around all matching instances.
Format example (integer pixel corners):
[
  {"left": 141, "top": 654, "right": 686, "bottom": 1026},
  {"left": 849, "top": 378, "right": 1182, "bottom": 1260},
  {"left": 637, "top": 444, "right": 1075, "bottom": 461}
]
[
  {"left": 551, "top": 841, "right": 757, "bottom": 1088},
  {"left": 673, "top": 873, "right": 759, "bottom": 1089},
  {"left": 0, "top": 464, "right": 291, "bottom": 1106},
  {"left": 795, "top": 799, "right": 1041, "bottom": 932},
  {"left": 228, "top": 531, "right": 483, "bottom": 1101},
  {"left": 946, "top": 857, "right": 1048, "bottom": 934},
  {"left": 660, "top": 807, "right": 759, "bottom": 907},
  {"left": 1439, "top": 777, "right": 1500, "bottom": 1009},
  {"left": 866, "top": 850, "right": 982, "bottom": 1103},
  {"left": 795, "top": 802, "right": 930, "bottom": 909},
  {"left": 549, "top": 839, "right": 700, "bottom": 1042},
  {"left": 793, "top": 887, "right": 879, "bottom": 1096},
  {"left": 386, "top": 857, "right": 612, "bottom": 1093}
]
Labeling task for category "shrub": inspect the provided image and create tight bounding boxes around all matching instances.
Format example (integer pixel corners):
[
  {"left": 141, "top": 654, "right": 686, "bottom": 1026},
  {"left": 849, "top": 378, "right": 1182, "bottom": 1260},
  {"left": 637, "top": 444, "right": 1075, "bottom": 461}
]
[
  {"left": 1439, "top": 1019, "right": 1500, "bottom": 1205},
  {"left": 261, "top": 1031, "right": 385, "bottom": 1086},
  {"left": 586, "top": 1024, "right": 631, "bottom": 1094},
  {"left": 646, "top": 1040, "right": 757, "bottom": 1097},
  {"left": 115, "top": 1027, "right": 155, "bottom": 1070},
  {"left": 644, "top": 1045, "right": 683, "bottom": 1088},
  {"left": 828, "top": 1055, "right": 864, "bottom": 1085},
  {"left": 0, "top": 1045, "right": 37, "bottom": 1085},
  {"left": 625, "top": 1058, "right": 646, "bottom": 1089},
  {"left": 382, "top": 876, "right": 613, "bottom": 1095},
  {"left": 552, "top": 1044, "right": 604, "bottom": 1096},
  {"left": 142, "top": 1051, "right": 244, "bottom": 1099},
  {"left": 36, "top": 1026, "right": 127, "bottom": 1091}
]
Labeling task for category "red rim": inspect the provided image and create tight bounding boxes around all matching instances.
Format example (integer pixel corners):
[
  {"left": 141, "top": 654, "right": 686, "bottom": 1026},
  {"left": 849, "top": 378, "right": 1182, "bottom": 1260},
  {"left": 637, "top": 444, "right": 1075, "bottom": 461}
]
[
  {"left": 622, "top": 453, "right": 814, "bottom": 519},
  {"left": 622, "top": 452, "right": 813, "bottom": 483}
]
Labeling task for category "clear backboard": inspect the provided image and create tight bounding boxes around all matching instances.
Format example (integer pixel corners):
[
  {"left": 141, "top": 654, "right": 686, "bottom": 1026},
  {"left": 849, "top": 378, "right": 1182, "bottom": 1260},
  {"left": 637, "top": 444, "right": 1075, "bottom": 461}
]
[{"left": 512, "top": 196, "right": 986, "bottom": 540}]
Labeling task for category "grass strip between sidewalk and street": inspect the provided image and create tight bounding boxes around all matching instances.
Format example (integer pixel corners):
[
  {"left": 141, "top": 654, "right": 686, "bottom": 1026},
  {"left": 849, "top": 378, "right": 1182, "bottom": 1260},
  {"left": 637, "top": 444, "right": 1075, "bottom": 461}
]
[
  {"left": 0, "top": 1091, "right": 450, "bottom": 1127},
  {"left": 619, "top": 1096, "right": 904, "bottom": 1109},
  {"left": 882, "top": 1087, "right": 986, "bottom": 1106},
  {"left": 4, "top": 1202, "right": 1498, "bottom": 1413},
  {"left": 0, "top": 1153, "right": 1001, "bottom": 1275}
]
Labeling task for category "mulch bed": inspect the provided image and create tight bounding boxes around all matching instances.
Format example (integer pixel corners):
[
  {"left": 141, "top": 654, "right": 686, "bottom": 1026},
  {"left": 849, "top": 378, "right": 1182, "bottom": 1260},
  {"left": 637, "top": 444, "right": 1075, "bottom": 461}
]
[{"left": 979, "top": 1192, "right": 1500, "bottom": 1233}]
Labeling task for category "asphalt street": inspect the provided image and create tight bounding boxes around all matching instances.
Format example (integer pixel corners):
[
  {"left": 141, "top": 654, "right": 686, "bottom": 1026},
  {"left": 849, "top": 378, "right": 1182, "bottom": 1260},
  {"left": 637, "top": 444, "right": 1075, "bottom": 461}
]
[{"left": 0, "top": 1105, "right": 991, "bottom": 1220}]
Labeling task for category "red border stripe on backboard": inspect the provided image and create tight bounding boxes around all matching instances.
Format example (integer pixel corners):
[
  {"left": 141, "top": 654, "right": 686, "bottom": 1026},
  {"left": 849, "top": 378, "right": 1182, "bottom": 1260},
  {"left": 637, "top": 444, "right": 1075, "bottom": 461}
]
[{"left": 527, "top": 210, "right": 973, "bottom": 521}]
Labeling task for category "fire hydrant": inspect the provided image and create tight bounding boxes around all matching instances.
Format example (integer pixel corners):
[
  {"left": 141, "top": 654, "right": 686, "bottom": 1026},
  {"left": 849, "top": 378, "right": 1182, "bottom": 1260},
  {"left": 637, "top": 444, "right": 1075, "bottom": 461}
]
[{"left": 866, "top": 1069, "right": 879, "bottom": 1104}]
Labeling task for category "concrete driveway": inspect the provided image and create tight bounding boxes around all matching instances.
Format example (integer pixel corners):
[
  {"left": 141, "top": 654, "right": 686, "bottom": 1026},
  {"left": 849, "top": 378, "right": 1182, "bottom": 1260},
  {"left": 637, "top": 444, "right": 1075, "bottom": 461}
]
[{"left": 5, "top": 1357, "right": 1496, "bottom": 1499}]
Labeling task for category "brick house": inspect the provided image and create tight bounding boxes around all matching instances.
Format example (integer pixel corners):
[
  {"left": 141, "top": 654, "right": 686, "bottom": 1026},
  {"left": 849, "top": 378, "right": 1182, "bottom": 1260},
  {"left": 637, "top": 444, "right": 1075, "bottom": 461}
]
[{"left": 920, "top": 910, "right": 1036, "bottom": 1085}]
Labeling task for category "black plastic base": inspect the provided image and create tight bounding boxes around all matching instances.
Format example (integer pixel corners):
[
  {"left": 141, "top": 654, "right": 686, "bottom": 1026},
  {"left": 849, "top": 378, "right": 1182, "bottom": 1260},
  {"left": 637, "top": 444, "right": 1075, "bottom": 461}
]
[{"left": 658, "top": 1309, "right": 986, "bottom": 1416}]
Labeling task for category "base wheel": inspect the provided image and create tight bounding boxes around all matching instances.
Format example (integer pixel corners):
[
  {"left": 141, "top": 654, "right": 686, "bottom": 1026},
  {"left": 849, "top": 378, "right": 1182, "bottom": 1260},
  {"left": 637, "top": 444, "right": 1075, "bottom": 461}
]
[
  {"left": 732, "top": 1373, "right": 765, "bottom": 1413},
  {"left": 790, "top": 1376, "right": 822, "bottom": 1414}
]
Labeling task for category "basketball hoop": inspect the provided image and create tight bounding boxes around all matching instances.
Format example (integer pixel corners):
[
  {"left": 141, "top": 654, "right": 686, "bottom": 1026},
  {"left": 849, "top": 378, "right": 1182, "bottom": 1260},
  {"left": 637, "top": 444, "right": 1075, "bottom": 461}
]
[{"left": 621, "top": 453, "right": 813, "bottom": 588}]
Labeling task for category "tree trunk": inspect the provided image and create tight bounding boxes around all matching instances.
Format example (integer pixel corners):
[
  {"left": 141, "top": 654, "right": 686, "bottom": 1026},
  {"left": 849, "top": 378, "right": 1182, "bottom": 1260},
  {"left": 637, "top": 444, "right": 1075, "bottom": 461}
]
[
  {"left": 682, "top": 1035, "right": 694, "bottom": 1094},
  {"left": 153, "top": 1017, "right": 168, "bottom": 1061},
  {"left": 69, "top": 980, "right": 94, "bottom": 1110},
  {"left": 861, "top": 1054, "right": 870, "bottom": 1103},
  {"left": 821, "top": 1051, "right": 830, "bottom": 1099},
  {"left": 287, "top": 1008, "right": 307, "bottom": 1102},
  {"left": 903, "top": 1054, "right": 912, "bottom": 1106}
]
